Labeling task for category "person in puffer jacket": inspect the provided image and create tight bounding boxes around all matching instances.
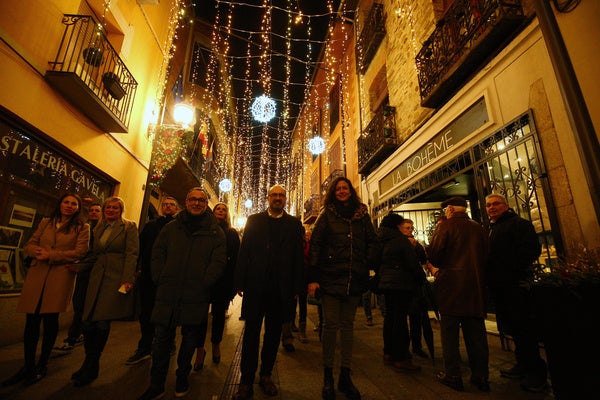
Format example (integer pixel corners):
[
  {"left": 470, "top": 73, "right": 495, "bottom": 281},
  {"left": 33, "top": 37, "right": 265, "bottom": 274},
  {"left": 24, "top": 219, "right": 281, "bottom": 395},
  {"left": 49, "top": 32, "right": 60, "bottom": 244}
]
[{"left": 308, "top": 176, "right": 378, "bottom": 400}]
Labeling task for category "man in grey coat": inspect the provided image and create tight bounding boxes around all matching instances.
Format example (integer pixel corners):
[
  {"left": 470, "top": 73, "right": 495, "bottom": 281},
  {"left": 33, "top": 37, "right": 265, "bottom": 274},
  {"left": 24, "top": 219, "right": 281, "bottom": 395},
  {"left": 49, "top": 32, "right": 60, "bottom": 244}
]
[{"left": 138, "top": 187, "right": 226, "bottom": 400}]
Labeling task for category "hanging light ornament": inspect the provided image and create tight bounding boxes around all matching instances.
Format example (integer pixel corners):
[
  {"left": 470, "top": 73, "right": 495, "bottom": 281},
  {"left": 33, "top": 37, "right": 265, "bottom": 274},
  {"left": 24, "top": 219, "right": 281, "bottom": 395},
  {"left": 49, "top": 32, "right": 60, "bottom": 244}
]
[
  {"left": 308, "top": 136, "right": 326, "bottom": 155},
  {"left": 251, "top": 94, "right": 276, "bottom": 123},
  {"left": 219, "top": 178, "right": 233, "bottom": 193}
]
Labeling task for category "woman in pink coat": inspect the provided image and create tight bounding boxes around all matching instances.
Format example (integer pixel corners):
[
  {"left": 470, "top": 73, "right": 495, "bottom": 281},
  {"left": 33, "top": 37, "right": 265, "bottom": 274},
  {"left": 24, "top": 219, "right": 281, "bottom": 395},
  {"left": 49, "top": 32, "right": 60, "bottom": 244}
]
[{"left": 2, "top": 193, "right": 90, "bottom": 387}]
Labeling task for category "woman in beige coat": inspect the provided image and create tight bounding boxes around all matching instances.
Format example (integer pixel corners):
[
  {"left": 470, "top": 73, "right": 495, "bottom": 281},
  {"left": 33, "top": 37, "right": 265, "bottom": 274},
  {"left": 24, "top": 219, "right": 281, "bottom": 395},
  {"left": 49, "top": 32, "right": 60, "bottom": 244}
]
[
  {"left": 2, "top": 193, "right": 90, "bottom": 387},
  {"left": 72, "top": 196, "right": 139, "bottom": 387}
]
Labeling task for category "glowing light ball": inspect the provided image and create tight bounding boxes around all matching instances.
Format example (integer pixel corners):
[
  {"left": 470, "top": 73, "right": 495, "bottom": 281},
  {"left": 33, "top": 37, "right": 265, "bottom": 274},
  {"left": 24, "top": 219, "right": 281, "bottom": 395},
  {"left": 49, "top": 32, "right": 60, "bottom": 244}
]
[
  {"left": 219, "top": 178, "right": 232, "bottom": 193},
  {"left": 251, "top": 95, "right": 276, "bottom": 123},
  {"left": 308, "top": 136, "right": 326, "bottom": 155}
]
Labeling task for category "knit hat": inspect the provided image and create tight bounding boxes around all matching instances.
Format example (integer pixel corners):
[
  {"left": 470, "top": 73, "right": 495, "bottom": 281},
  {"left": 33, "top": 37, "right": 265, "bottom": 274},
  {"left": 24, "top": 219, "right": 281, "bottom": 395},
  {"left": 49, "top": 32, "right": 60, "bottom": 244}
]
[{"left": 441, "top": 196, "right": 468, "bottom": 208}]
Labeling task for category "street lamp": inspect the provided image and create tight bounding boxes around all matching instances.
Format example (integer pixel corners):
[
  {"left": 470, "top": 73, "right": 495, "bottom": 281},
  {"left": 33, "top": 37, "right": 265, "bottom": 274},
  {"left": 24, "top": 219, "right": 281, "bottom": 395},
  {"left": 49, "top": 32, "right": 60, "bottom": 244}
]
[{"left": 173, "top": 102, "right": 195, "bottom": 126}]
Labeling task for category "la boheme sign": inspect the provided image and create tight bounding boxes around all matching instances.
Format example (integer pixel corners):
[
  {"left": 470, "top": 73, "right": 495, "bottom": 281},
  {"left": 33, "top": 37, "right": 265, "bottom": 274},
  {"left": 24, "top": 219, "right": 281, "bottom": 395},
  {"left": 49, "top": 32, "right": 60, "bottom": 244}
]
[
  {"left": 0, "top": 129, "right": 112, "bottom": 201},
  {"left": 379, "top": 98, "right": 488, "bottom": 195}
]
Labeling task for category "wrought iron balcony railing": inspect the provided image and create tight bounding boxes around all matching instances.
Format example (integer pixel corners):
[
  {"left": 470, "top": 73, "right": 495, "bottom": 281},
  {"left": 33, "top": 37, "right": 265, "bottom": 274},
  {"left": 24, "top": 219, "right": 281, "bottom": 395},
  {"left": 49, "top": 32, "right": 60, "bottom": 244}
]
[
  {"left": 303, "top": 193, "right": 321, "bottom": 225},
  {"left": 415, "top": 0, "right": 525, "bottom": 108},
  {"left": 356, "top": 2, "right": 385, "bottom": 74},
  {"left": 358, "top": 105, "right": 398, "bottom": 175},
  {"left": 321, "top": 169, "right": 345, "bottom": 195},
  {"left": 45, "top": 14, "right": 138, "bottom": 133}
]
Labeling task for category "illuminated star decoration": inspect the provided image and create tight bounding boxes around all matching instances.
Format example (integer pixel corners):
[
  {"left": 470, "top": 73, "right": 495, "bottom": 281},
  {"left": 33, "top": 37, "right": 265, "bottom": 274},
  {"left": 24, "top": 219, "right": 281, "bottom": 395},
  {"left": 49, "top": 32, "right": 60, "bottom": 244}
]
[
  {"left": 251, "top": 94, "right": 277, "bottom": 123},
  {"left": 308, "top": 136, "right": 326, "bottom": 155},
  {"left": 219, "top": 178, "right": 233, "bottom": 193}
]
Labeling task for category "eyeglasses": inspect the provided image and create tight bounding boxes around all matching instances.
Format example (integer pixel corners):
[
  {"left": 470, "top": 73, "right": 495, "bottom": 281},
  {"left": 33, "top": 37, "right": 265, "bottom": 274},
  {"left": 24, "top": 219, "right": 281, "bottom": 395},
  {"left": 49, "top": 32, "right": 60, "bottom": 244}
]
[
  {"left": 485, "top": 201, "right": 504, "bottom": 207},
  {"left": 187, "top": 197, "right": 208, "bottom": 203},
  {"left": 162, "top": 203, "right": 177, "bottom": 207}
]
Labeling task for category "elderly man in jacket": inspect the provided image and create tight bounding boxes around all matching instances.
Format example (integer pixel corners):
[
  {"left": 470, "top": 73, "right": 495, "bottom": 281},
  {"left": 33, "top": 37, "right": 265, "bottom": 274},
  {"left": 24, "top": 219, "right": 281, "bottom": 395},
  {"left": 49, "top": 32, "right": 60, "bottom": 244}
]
[
  {"left": 485, "top": 193, "right": 546, "bottom": 392},
  {"left": 232, "top": 184, "right": 304, "bottom": 400},
  {"left": 138, "top": 187, "right": 226, "bottom": 400},
  {"left": 427, "top": 197, "right": 490, "bottom": 392}
]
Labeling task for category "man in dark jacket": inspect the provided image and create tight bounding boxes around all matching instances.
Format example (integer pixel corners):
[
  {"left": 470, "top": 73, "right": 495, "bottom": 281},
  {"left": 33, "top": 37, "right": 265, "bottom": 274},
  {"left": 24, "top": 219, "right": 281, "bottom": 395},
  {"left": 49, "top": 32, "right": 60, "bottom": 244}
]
[
  {"left": 138, "top": 188, "right": 226, "bottom": 400},
  {"left": 427, "top": 196, "right": 490, "bottom": 392},
  {"left": 485, "top": 193, "right": 546, "bottom": 392},
  {"left": 126, "top": 196, "right": 179, "bottom": 365},
  {"left": 232, "top": 185, "right": 304, "bottom": 400}
]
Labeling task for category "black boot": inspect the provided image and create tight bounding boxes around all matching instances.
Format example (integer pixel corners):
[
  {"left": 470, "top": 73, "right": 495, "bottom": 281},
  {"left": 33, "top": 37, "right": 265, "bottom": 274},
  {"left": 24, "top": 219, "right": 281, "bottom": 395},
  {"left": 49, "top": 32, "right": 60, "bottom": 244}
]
[
  {"left": 322, "top": 367, "right": 335, "bottom": 400},
  {"left": 338, "top": 367, "right": 361, "bottom": 400},
  {"left": 73, "top": 327, "right": 108, "bottom": 387}
]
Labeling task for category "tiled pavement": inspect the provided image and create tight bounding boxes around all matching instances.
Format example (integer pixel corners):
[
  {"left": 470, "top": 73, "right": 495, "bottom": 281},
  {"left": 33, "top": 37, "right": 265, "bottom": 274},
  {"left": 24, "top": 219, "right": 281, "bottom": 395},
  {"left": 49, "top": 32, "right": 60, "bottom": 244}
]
[{"left": 0, "top": 297, "right": 554, "bottom": 399}]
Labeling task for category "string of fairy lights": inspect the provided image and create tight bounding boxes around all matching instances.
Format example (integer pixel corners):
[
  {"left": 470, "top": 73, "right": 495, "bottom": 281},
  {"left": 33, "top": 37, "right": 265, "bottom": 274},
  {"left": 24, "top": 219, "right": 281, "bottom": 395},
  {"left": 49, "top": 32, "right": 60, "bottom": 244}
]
[{"left": 148, "top": 0, "right": 350, "bottom": 221}]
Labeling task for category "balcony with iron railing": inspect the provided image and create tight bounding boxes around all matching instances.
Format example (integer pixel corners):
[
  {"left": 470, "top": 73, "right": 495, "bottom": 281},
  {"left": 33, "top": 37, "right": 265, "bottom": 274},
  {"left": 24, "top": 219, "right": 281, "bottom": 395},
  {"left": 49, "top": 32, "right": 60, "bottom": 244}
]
[
  {"left": 356, "top": 2, "right": 385, "bottom": 74},
  {"left": 358, "top": 105, "right": 398, "bottom": 175},
  {"left": 45, "top": 14, "right": 138, "bottom": 133},
  {"left": 321, "top": 168, "right": 345, "bottom": 196},
  {"left": 415, "top": 0, "right": 525, "bottom": 108},
  {"left": 303, "top": 193, "right": 321, "bottom": 225}
]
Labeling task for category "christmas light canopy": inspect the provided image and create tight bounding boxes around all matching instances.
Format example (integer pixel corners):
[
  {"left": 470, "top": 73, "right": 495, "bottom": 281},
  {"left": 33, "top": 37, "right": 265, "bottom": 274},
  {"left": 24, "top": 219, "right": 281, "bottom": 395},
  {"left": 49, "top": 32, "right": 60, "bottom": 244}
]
[
  {"left": 251, "top": 94, "right": 276, "bottom": 123},
  {"left": 244, "top": 199, "right": 253, "bottom": 208},
  {"left": 308, "top": 136, "right": 326, "bottom": 155},
  {"left": 219, "top": 178, "right": 233, "bottom": 193}
]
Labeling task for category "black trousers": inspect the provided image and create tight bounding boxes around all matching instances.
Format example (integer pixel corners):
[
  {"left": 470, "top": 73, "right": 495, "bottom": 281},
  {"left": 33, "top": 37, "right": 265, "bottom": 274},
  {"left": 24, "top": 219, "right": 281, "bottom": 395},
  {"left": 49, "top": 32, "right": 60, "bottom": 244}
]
[
  {"left": 67, "top": 271, "right": 90, "bottom": 343},
  {"left": 239, "top": 289, "right": 283, "bottom": 385},
  {"left": 382, "top": 290, "right": 412, "bottom": 360},
  {"left": 492, "top": 285, "right": 546, "bottom": 380},
  {"left": 197, "top": 299, "right": 229, "bottom": 347},
  {"left": 136, "top": 276, "right": 156, "bottom": 354}
]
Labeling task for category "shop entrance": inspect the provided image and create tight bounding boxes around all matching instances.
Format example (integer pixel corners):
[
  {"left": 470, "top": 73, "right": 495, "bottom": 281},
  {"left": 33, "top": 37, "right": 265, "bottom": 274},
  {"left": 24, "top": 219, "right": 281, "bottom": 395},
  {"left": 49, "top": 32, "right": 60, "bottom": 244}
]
[{"left": 380, "top": 110, "right": 561, "bottom": 265}]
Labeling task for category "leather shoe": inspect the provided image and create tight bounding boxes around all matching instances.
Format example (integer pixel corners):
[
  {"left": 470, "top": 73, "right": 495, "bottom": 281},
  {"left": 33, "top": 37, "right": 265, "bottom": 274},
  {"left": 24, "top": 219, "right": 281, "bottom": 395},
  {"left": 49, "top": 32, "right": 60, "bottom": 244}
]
[
  {"left": 470, "top": 376, "right": 490, "bottom": 392},
  {"left": 24, "top": 365, "right": 47, "bottom": 386},
  {"left": 436, "top": 372, "right": 464, "bottom": 391},
  {"left": 232, "top": 383, "right": 253, "bottom": 400},
  {"left": 500, "top": 364, "right": 526, "bottom": 379},
  {"left": 259, "top": 375, "right": 278, "bottom": 396}
]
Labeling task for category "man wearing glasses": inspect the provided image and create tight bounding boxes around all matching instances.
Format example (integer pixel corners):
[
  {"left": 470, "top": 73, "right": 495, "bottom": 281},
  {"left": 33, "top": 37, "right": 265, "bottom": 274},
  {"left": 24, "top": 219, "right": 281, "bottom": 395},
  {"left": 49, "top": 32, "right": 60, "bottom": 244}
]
[
  {"left": 232, "top": 185, "right": 304, "bottom": 400},
  {"left": 126, "top": 196, "right": 180, "bottom": 365},
  {"left": 138, "top": 188, "right": 226, "bottom": 400}
]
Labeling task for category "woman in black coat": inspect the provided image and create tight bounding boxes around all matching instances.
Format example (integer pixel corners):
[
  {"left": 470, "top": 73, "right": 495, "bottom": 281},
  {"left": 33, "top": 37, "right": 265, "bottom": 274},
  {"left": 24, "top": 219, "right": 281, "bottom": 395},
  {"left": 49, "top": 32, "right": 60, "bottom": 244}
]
[
  {"left": 307, "top": 177, "right": 378, "bottom": 400},
  {"left": 194, "top": 202, "right": 240, "bottom": 369},
  {"left": 377, "top": 213, "right": 422, "bottom": 372}
]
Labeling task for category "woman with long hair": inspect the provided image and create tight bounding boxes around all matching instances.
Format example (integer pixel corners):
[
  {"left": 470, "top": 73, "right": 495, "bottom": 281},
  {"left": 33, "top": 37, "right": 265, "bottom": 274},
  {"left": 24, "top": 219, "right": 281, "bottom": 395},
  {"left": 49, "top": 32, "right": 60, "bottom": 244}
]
[
  {"left": 2, "top": 193, "right": 90, "bottom": 387},
  {"left": 307, "top": 177, "right": 378, "bottom": 400},
  {"left": 194, "top": 202, "right": 240, "bottom": 369},
  {"left": 71, "top": 196, "right": 139, "bottom": 387}
]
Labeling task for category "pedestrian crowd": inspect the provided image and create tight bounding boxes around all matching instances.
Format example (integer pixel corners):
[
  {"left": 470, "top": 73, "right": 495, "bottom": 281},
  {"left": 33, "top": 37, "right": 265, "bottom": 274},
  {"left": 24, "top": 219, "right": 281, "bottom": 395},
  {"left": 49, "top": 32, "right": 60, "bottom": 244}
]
[{"left": 1, "top": 180, "right": 547, "bottom": 399}]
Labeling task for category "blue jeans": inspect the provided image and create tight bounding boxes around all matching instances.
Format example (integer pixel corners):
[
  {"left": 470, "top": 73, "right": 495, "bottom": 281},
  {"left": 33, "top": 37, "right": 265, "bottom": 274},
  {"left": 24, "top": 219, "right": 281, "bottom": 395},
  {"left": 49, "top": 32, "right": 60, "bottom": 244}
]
[{"left": 150, "top": 323, "right": 203, "bottom": 386}]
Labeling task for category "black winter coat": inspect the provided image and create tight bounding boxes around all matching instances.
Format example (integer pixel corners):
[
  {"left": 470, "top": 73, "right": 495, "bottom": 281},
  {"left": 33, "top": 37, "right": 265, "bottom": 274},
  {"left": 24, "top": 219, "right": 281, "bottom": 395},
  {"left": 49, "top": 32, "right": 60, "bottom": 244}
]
[
  {"left": 211, "top": 221, "right": 240, "bottom": 303},
  {"left": 234, "top": 211, "right": 304, "bottom": 322},
  {"left": 308, "top": 203, "right": 378, "bottom": 297},
  {"left": 487, "top": 209, "right": 540, "bottom": 288},
  {"left": 138, "top": 215, "right": 174, "bottom": 282},
  {"left": 151, "top": 210, "right": 226, "bottom": 326},
  {"left": 376, "top": 226, "right": 422, "bottom": 293}
]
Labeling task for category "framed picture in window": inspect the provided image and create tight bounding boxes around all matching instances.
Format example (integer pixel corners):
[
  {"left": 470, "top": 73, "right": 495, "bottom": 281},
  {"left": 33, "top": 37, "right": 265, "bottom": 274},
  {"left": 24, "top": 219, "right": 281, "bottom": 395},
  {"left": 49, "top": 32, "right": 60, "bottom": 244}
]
[
  {"left": 9, "top": 204, "right": 36, "bottom": 228},
  {"left": 0, "top": 226, "right": 23, "bottom": 248}
]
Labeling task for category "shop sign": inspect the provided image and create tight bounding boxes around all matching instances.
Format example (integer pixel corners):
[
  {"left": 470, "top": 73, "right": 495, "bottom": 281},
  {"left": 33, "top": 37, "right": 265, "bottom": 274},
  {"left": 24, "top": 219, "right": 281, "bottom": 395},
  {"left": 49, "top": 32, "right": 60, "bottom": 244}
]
[
  {"left": 379, "top": 98, "right": 488, "bottom": 194},
  {"left": 0, "top": 129, "right": 112, "bottom": 202}
]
